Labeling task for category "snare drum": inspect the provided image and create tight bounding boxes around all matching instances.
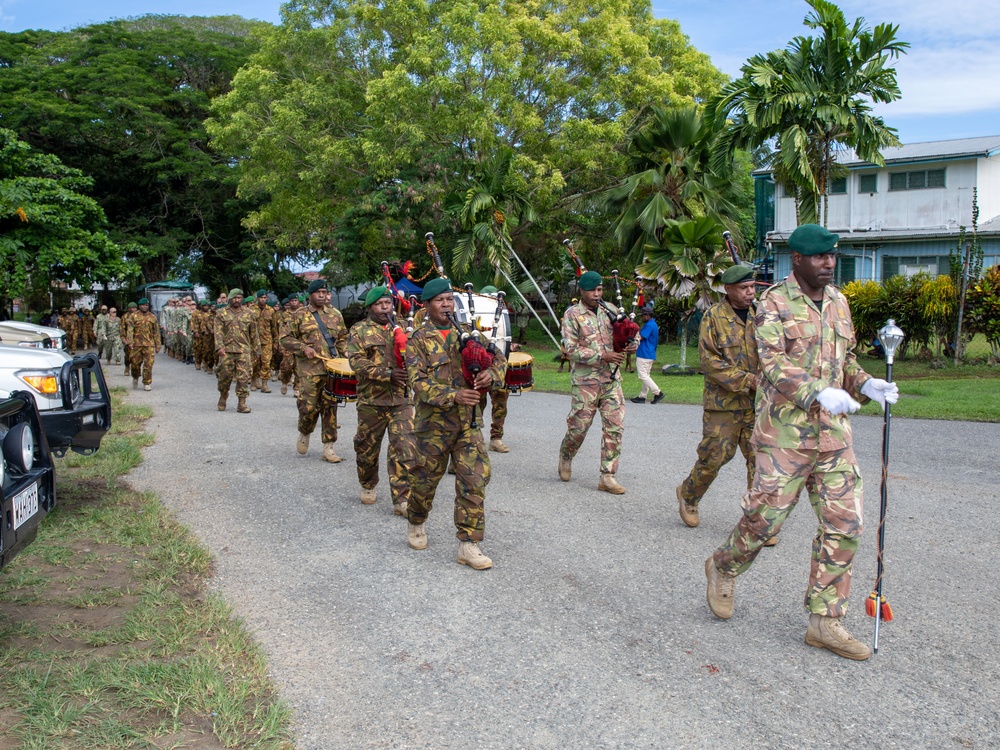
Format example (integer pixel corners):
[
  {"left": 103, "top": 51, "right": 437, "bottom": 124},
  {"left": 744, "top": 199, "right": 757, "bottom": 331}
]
[
  {"left": 503, "top": 352, "right": 534, "bottom": 393},
  {"left": 323, "top": 357, "right": 358, "bottom": 403}
]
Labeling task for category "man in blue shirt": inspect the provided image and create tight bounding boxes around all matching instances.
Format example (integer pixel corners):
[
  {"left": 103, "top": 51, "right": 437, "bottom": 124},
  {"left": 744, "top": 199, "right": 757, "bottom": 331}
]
[{"left": 631, "top": 303, "right": 663, "bottom": 404}]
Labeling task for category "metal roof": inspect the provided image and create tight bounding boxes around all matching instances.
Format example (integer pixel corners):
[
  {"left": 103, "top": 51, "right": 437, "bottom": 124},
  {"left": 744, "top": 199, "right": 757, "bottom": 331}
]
[
  {"left": 753, "top": 135, "right": 1000, "bottom": 176},
  {"left": 766, "top": 217, "right": 1000, "bottom": 245}
]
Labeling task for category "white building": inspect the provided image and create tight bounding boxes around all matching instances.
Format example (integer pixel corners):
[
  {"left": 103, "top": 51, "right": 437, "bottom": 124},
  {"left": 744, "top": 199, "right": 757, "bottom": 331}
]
[{"left": 754, "top": 135, "right": 1000, "bottom": 283}]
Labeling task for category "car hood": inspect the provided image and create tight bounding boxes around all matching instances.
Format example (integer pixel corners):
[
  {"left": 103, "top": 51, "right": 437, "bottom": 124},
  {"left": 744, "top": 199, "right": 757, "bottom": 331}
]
[{"left": 0, "top": 343, "right": 71, "bottom": 367}]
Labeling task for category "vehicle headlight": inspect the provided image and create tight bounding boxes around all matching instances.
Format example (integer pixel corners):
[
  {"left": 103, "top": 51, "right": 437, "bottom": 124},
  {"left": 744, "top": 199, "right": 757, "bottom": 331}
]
[
  {"left": 18, "top": 341, "right": 44, "bottom": 349},
  {"left": 16, "top": 370, "right": 60, "bottom": 396},
  {"left": 3, "top": 422, "right": 35, "bottom": 473}
]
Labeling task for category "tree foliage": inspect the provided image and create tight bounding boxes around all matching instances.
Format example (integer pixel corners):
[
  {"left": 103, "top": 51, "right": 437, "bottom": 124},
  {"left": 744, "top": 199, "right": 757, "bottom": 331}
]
[
  {"left": 707, "top": 0, "right": 908, "bottom": 225},
  {"left": 0, "top": 16, "right": 263, "bottom": 288},
  {"left": 0, "top": 129, "right": 131, "bottom": 304},
  {"left": 207, "top": 0, "right": 725, "bottom": 282}
]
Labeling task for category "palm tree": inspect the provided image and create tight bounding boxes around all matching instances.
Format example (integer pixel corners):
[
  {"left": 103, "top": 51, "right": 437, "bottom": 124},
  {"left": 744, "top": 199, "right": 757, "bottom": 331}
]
[
  {"left": 636, "top": 216, "right": 730, "bottom": 369},
  {"left": 707, "top": 0, "right": 908, "bottom": 226},
  {"left": 450, "top": 148, "right": 538, "bottom": 281},
  {"left": 602, "top": 105, "right": 742, "bottom": 266}
]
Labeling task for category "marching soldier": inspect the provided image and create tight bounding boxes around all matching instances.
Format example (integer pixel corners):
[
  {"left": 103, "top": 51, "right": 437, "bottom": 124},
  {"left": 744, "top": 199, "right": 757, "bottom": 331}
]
[
  {"left": 278, "top": 295, "right": 304, "bottom": 397},
  {"left": 93, "top": 306, "right": 109, "bottom": 359},
  {"left": 126, "top": 297, "right": 161, "bottom": 390},
  {"left": 103, "top": 307, "right": 124, "bottom": 365},
  {"left": 347, "top": 286, "right": 412, "bottom": 514},
  {"left": 557, "top": 271, "right": 635, "bottom": 494},
  {"left": 214, "top": 289, "right": 260, "bottom": 413},
  {"left": 404, "top": 278, "right": 507, "bottom": 570},
  {"left": 280, "top": 280, "right": 347, "bottom": 462},
  {"left": 677, "top": 264, "right": 763, "bottom": 529},
  {"left": 253, "top": 290, "right": 275, "bottom": 393},
  {"left": 704, "top": 224, "right": 900, "bottom": 661},
  {"left": 121, "top": 302, "right": 137, "bottom": 375}
]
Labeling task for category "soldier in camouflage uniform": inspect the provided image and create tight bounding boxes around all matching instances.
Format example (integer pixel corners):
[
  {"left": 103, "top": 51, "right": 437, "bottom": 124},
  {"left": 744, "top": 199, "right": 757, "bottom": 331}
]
[
  {"left": 94, "top": 306, "right": 109, "bottom": 359},
  {"left": 190, "top": 300, "right": 206, "bottom": 369},
  {"left": 705, "top": 224, "right": 900, "bottom": 661},
  {"left": 121, "top": 302, "right": 137, "bottom": 375},
  {"left": 281, "top": 280, "right": 348, "bottom": 462},
  {"left": 348, "top": 286, "right": 413, "bottom": 514},
  {"left": 214, "top": 289, "right": 260, "bottom": 413},
  {"left": 557, "top": 271, "right": 636, "bottom": 495},
  {"left": 102, "top": 307, "right": 124, "bottom": 365},
  {"left": 677, "top": 264, "right": 762, "bottom": 528},
  {"left": 404, "top": 278, "right": 507, "bottom": 570},
  {"left": 58, "top": 308, "right": 78, "bottom": 355},
  {"left": 252, "top": 290, "right": 275, "bottom": 393},
  {"left": 278, "top": 295, "right": 304, "bottom": 396},
  {"left": 177, "top": 297, "right": 194, "bottom": 364},
  {"left": 476, "top": 285, "right": 512, "bottom": 453},
  {"left": 126, "top": 298, "right": 161, "bottom": 390},
  {"left": 81, "top": 309, "right": 95, "bottom": 350}
]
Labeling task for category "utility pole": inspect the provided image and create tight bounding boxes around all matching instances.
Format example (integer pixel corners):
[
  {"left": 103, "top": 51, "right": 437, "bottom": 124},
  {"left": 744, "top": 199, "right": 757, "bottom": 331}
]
[{"left": 954, "top": 241, "right": 970, "bottom": 367}]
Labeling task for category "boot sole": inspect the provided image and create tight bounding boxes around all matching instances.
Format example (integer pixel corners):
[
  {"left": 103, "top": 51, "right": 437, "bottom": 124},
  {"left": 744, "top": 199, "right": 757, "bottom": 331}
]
[
  {"left": 598, "top": 483, "right": 626, "bottom": 495},
  {"left": 407, "top": 538, "right": 427, "bottom": 551},
  {"left": 804, "top": 634, "right": 871, "bottom": 660},
  {"left": 457, "top": 556, "right": 493, "bottom": 570}
]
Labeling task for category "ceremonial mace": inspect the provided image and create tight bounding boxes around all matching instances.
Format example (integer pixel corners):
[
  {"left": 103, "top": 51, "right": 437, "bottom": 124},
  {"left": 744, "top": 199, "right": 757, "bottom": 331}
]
[{"left": 867, "top": 319, "right": 904, "bottom": 654}]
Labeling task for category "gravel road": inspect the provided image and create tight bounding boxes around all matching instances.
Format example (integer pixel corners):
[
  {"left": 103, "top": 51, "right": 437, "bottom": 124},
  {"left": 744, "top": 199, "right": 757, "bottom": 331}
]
[{"left": 127, "top": 355, "right": 1000, "bottom": 749}]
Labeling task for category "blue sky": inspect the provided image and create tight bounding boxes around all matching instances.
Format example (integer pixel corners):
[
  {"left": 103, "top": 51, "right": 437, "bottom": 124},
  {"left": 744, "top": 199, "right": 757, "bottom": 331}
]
[{"left": 3, "top": 0, "right": 997, "bottom": 144}]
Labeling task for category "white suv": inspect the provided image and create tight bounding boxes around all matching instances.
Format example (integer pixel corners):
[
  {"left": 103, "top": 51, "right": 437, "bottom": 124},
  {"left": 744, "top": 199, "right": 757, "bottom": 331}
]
[{"left": 0, "top": 346, "right": 111, "bottom": 456}]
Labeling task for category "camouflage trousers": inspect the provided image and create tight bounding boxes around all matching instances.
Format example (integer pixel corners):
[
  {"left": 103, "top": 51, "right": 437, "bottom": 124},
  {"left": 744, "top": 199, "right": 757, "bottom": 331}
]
[
  {"left": 407, "top": 425, "right": 490, "bottom": 542},
  {"left": 298, "top": 373, "right": 338, "bottom": 443},
  {"left": 122, "top": 344, "right": 131, "bottom": 375},
  {"left": 129, "top": 346, "right": 155, "bottom": 385},
  {"left": 713, "top": 445, "right": 864, "bottom": 618},
  {"left": 255, "top": 342, "right": 273, "bottom": 382},
  {"left": 279, "top": 350, "right": 297, "bottom": 387},
  {"left": 559, "top": 380, "right": 625, "bottom": 475},
  {"left": 354, "top": 403, "right": 413, "bottom": 507},
  {"left": 104, "top": 334, "right": 123, "bottom": 365},
  {"left": 678, "top": 409, "right": 755, "bottom": 505},
  {"left": 216, "top": 350, "right": 252, "bottom": 399},
  {"left": 478, "top": 388, "right": 509, "bottom": 440},
  {"left": 193, "top": 335, "right": 208, "bottom": 368}
]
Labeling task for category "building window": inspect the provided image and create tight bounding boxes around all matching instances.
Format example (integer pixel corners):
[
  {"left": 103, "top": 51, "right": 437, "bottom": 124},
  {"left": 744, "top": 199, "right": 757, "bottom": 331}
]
[
  {"left": 888, "top": 168, "right": 946, "bottom": 191},
  {"left": 828, "top": 177, "right": 847, "bottom": 194},
  {"left": 883, "top": 255, "right": 952, "bottom": 279},
  {"left": 837, "top": 256, "right": 856, "bottom": 285},
  {"left": 858, "top": 174, "right": 878, "bottom": 193}
]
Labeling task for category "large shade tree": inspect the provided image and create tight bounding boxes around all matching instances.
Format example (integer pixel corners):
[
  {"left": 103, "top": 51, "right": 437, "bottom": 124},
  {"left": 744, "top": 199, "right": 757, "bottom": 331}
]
[
  {"left": 0, "top": 16, "right": 263, "bottom": 288},
  {"left": 208, "top": 0, "right": 724, "bottom": 282},
  {"left": 707, "top": 0, "right": 908, "bottom": 226}
]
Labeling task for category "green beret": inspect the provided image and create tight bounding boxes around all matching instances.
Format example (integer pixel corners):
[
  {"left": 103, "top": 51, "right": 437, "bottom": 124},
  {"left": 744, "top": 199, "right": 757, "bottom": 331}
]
[
  {"left": 365, "top": 285, "right": 391, "bottom": 307},
  {"left": 268, "top": 299, "right": 278, "bottom": 307},
  {"left": 306, "top": 279, "right": 327, "bottom": 294},
  {"left": 577, "top": 271, "right": 602, "bottom": 291},
  {"left": 296, "top": 293, "right": 307, "bottom": 303},
  {"left": 421, "top": 277, "right": 452, "bottom": 302},
  {"left": 721, "top": 264, "right": 755, "bottom": 285},
  {"left": 480, "top": 285, "right": 498, "bottom": 294},
  {"left": 137, "top": 297, "right": 149, "bottom": 305},
  {"left": 228, "top": 288, "right": 243, "bottom": 298},
  {"left": 788, "top": 224, "right": 839, "bottom": 256},
  {"left": 127, "top": 302, "right": 137, "bottom": 309},
  {"left": 281, "top": 297, "right": 289, "bottom": 305}
]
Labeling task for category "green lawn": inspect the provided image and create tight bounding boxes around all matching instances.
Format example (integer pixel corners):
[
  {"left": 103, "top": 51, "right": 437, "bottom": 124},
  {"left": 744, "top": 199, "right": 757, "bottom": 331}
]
[{"left": 514, "top": 320, "right": 1000, "bottom": 422}]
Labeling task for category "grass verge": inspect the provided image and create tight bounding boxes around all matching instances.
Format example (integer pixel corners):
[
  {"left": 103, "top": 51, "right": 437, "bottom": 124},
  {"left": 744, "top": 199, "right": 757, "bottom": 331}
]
[{"left": 0, "top": 387, "right": 294, "bottom": 750}]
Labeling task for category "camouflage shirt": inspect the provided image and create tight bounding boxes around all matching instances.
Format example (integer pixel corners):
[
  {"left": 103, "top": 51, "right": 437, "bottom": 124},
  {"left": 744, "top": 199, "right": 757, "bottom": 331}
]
[
  {"left": 753, "top": 272, "right": 872, "bottom": 452},
  {"left": 561, "top": 300, "right": 620, "bottom": 386},
  {"left": 214, "top": 305, "right": 260, "bottom": 355},
  {"left": 347, "top": 317, "right": 409, "bottom": 407},
  {"left": 129, "top": 311, "right": 161, "bottom": 348},
  {"left": 255, "top": 304, "right": 276, "bottom": 348},
  {"left": 280, "top": 304, "right": 348, "bottom": 377},
  {"left": 699, "top": 299, "right": 759, "bottom": 412},
  {"left": 406, "top": 319, "right": 507, "bottom": 433}
]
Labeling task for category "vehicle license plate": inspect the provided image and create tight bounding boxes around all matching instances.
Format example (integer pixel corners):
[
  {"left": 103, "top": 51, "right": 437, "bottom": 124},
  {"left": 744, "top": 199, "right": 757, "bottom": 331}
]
[{"left": 12, "top": 482, "right": 39, "bottom": 530}]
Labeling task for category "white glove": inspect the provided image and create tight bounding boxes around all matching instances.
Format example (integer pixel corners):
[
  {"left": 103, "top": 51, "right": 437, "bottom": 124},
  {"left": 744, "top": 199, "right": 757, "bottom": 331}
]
[
  {"left": 861, "top": 378, "right": 900, "bottom": 410},
  {"left": 817, "top": 387, "right": 861, "bottom": 415}
]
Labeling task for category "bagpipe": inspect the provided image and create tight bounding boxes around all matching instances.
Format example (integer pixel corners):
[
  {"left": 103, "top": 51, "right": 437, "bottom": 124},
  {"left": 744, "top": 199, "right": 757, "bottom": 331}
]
[{"left": 380, "top": 261, "right": 410, "bottom": 370}]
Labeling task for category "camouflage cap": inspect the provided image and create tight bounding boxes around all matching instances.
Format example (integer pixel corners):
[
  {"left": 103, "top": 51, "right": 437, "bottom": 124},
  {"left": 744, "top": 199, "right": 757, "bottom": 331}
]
[{"left": 788, "top": 224, "right": 839, "bottom": 256}]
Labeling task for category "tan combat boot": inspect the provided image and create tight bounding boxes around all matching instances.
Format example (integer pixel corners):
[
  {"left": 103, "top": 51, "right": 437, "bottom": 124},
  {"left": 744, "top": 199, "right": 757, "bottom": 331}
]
[
  {"left": 280, "top": 383, "right": 288, "bottom": 395},
  {"left": 217, "top": 392, "right": 228, "bottom": 411},
  {"left": 457, "top": 541, "right": 493, "bottom": 570},
  {"left": 132, "top": 377, "right": 139, "bottom": 390},
  {"left": 359, "top": 488, "right": 377, "bottom": 505},
  {"left": 677, "top": 486, "right": 700, "bottom": 528},
  {"left": 322, "top": 443, "right": 342, "bottom": 463},
  {"left": 143, "top": 384, "right": 152, "bottom": 391},
  {"left": 558, "top": 456, "right": 572, "bottom": 482},
  {"left": 763, "top": 535, "right": 779, "bottom": 547},
  {"left": 393, "top": 502, "right": 408, "bottom": 517},
  {"left": 237, "top": 396, "right": 251, "bottom": 413},
  {"left": 296, "top": 433, "right": 310, "bottom": 455},
  {"left": 598, "top": 473, "right": 626, "bottom": 494},
  {"left": 195, "top": 362, "right": 201, "bottom": 370},
  {"left": 260, "top": 381, "right": 272, "bottom": 393},
  {"left": 407, "top": 522, "right": 427, "bottom": 550},
  {"left": 805, "top": 614, "right": 871, "bottom": 660},
  {"left": 705, "top": 556, "right": 736, "bottom": 620},
  {"left": 489, "top": 438, "right": 510, "bottom": 453}
]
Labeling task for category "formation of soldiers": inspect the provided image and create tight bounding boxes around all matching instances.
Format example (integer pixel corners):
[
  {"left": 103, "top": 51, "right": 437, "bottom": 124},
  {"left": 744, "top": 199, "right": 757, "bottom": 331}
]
[{"left": 70, "top": 224, "right": 904, "bottom": 662}]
